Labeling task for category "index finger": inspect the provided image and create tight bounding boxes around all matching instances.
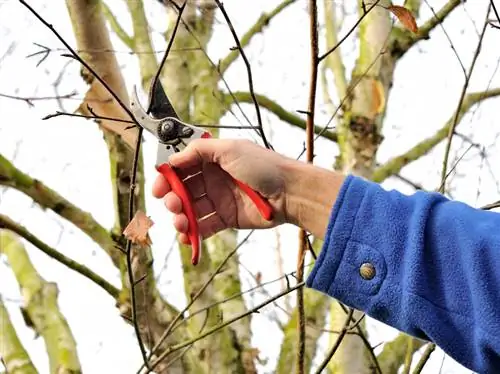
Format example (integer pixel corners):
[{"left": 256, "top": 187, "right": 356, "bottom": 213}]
[{"left": 152, "top": 173, "right": 171, "bottom": 198}]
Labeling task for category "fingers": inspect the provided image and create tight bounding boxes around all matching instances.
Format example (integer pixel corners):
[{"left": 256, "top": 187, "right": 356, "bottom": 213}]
[
  {"left": 169, "top": 138, "right": 228, "bottom": 168},
  {"left": 152, "top": 174, "right": 171, "bottom": 198}
]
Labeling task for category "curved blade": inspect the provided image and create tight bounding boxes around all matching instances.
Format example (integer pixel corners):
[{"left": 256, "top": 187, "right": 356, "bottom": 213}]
[
  {"left": 148, "top": 78, "right": 179, "bottom": 119},
  {"left": 130, "top": 85, "right": 163, "bottom": 136}
]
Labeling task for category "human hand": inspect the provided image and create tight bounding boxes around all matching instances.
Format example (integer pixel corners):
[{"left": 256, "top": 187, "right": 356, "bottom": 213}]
[{"left": 152, "top": 138, "right": 291, "bottom": 244}]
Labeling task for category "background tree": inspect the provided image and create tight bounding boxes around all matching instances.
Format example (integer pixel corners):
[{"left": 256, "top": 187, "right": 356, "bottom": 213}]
[{"left": 1, "top": 1, "right": 499, "bottom": 373}]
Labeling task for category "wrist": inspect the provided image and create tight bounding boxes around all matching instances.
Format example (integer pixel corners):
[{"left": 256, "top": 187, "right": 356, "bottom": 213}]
[{"left": 281, "top": 159, "right": 345, "bottom": 239}]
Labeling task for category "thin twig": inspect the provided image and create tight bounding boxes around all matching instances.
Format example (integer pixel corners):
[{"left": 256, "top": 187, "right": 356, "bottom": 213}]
[
  {"left": 140, "top": 231, "right": 254, "bottom": 370},
  {"left": 481, "top": 200, "right": 500, "bottom": 210},
  {"left": 423, "top": 0, "right": 467, "bottom": 78},
  {"left": 318, "top": 0, "right": 379, "bottom": 62},
  {"left": 169, "top": 262, "right": 315, "bottom": 331},
  {"left": 213, "top": 0, "right": 272, "bottom": 150},
  {"left": 43, "top": 110, "right": 256, "bottom": 129},
  {"left": 16, "top": 0, "right": 140, "bottom": 127},
  {"left": 0, "top": 91, "right": 77, "bottom": 106},
  {"left": 439, "top": 5, "right": 490, "bottom": 192},
  {"left": 314, "top": 308, "right": 354, "bottom": 373},
  {"left": 490, "top": 0, "right": 500, "bottom": 27},
  {"left": 145, "top": 282, "right": 306, "bottom": 373}
]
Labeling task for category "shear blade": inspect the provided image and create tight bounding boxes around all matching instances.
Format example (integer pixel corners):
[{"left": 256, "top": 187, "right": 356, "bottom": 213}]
[{"left": 148, "top": 78, "right": 179, "bottom": 119}]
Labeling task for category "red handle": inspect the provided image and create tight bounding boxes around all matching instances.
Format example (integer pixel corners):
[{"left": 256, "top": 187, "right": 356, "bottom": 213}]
[
  {"left": 157, "top": 139, "right": 274, "bottom": 266},
  {"left": 233, "top": 179, "right": 273, "bottom": 220},
  {"left": 156, "top": 163, "right": 201, "bottom": 265},
  {"left": 202, "top": 133, "right": 274, "bottom": 221}
]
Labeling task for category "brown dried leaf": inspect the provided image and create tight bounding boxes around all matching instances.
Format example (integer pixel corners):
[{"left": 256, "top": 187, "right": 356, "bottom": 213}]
[
  {"left": 388, "top": 5, "right": 418, "bottom": 33},
  {"left": 123, "top": 210, "right": 154, "bottom": 246}
]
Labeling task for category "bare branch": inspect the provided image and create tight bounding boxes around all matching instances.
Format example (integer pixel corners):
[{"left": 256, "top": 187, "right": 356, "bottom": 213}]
[
  {"left": 0, "top": 231, "right": 81, "bottom": 373},
  {"left": 101, "top": 2, "right": 134, "bottom": 48},
  {"left": 390, "top": 0, "right": 463, "bottom": 58},
  {"left": 228, "top": 91, "right": 338, "bottom": 142},
  {"left": 377, "top": 335, "right": 425, "bottom": 373},
  {"left": 295, "top": 1, "right": 319, "bottom": 373},
  {"left": 411, "top": 343, "right": 436, "bottom": 374},
  {"left": 147, "top": 282, "right": 306, "bottom": 373},
  {"left": 0, "top": 91, "right": 77, "bottom": 107},
  {"left": 481, "top": 200, "right": 500, "bottom": 210},
  {"left": 17, "top": 0, "right": 141, "bottom": 145},
  {"left": 0, "top": 299, "right": 38, "bottom": 374},
  {"left": 214, "top": 0, "right": 272, "bottom": 149},
  {"left": 0, "top": 153, "right": 122, "bottom": 266},
  {"left": 314, "top": 309, "right": 354, "bottom": 373},
  {"left": 439, "top": 4, "right": 490, "bottom": 192},
  {"left": 125, "top": 0, "right": 158, "bottom": 90},
  {"left": 319, "top": 1, "right": 379, "bottom": 62},
  {"left": 0, "top": 214, "right": 120, "bottom": 299},
  {"left": 322, "top": 0, "right": 347, "bottom": 102},
  {"left": 218, "top": 0, "right": 297, "bottom": 74},
  {"left": 371, "top": 87, "right": 500, "bottom": 183}
]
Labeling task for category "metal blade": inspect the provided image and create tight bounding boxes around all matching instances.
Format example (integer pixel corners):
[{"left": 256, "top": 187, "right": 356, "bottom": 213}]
[{"left": 148, "top": 78, "right": 179, "bottom": 119}]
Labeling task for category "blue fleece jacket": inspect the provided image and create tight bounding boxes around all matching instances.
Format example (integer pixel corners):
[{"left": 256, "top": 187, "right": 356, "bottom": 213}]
[{"left": 306, "top": 175, "right": 500, "bottom": 373}]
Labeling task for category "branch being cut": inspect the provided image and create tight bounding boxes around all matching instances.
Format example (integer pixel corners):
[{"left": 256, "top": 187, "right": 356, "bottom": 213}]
[
  {"left": 218, "top": 0, "right": 297, "bottom": 74},
  {"left": 0, "top": 299, "right": 38, "bottom": 374},
  {"left": 371, "top": 87, "right": 500, "bottom": 183},
  {"left": 0, "top": 214, "right": 119, "bottom": 299},
  {"left": 227, "top": 91, "right": 338, "bottom": 142},
  {"left": 0, "top": 231, "right": 81, "bottom": 374},
  {"left": 214, "top": 0, "right": 271, "bottom": 149}
]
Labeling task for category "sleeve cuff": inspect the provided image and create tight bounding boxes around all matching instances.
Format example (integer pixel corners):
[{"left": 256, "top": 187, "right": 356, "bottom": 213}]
[{"left": 305, "top": 175, "right": 388, "bottom": 309}]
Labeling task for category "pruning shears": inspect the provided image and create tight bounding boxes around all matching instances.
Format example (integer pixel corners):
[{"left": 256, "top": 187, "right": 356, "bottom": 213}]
[{"left": 130, "top": 79, "right": 274, "bottom": 265}]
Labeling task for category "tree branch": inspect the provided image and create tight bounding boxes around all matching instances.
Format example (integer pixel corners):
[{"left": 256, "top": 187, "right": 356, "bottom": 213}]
[
  {"left": 390, "top": 0, "right": 463, "bottom": 58},
  {"left": 276, "top": 238, "right": 326, "bottom": 374},
  {"left": 0, "top": 153, "right": 121, "bottom": 266},
  {"left": 218, "top": 0, "right": 297, "bottom": 74},
  {"left": 101, "top": 2, "right": 134, "bottom": 49},
  {"left": 0, "top": 214, "right": 120, "bottom": 300},
  {"left": 322, "top": 0, "right": 347, "bottom": 103},
  {"left": 227, "top": 91, "right": 338, "bottom": 142},
  {"left": 439, "top": 4, "right": 489, "bottom": 192},
  {"left": 126, "top": 0, "right": 158, "bottom": 91},
  {"left": 0, "top": 299, "right": 38, "bottom": 374},
  {"left": 0, "top": 231, "right": 81, "bottom": 373},
  {"left": 377, "top": 335, "right": 425, "bottom": 373},
  {"left": 371, "top": 87, "right": 500, "bottom": 183}
]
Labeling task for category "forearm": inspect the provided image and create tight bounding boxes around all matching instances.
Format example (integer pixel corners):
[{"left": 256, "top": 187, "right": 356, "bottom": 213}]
[
  {"left": 305, "top": 175, "right": 500, "bottom": 373},
  {"left": 281, "top": 159, "right": 345, "bottom": 239}
]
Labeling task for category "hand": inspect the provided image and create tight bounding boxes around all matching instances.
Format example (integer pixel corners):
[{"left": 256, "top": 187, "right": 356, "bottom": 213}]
[{"left": 152, "top": 138, "right": 291, "bottom": 244}]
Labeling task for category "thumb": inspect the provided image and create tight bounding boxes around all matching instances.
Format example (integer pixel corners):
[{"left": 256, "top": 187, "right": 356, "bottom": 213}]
[{"left": 168, "top": 138, "right": 221, "bottom": 168}]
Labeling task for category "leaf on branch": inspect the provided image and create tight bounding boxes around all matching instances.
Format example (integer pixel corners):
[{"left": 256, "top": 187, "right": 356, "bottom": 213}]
[
  {"left": 123, "top": 210, "right": 154, "bottom": 246},
  {"left": 388, "top": 5, "right": 418, "bottom": 33}
]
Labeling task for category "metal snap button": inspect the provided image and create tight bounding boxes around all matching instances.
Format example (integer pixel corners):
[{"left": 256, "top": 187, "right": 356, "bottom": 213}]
[{"left": 359, "top": 263, "right": 376, "bottom": 280}]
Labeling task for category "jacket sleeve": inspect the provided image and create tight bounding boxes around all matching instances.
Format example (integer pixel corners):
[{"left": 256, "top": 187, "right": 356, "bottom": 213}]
[{"left": 306, "top": 175, "right": 500, "bottom": 373}]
